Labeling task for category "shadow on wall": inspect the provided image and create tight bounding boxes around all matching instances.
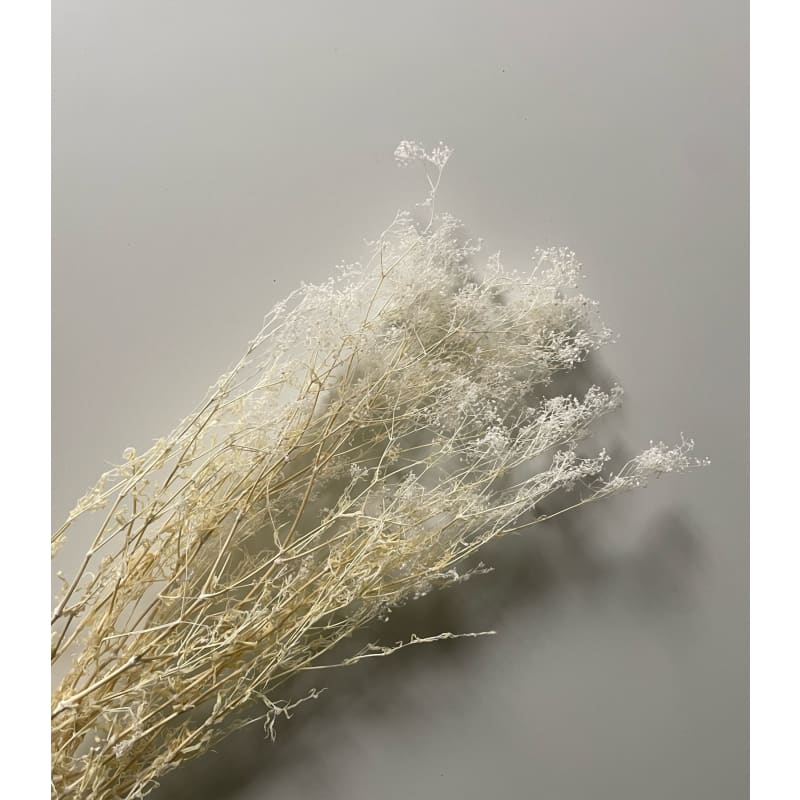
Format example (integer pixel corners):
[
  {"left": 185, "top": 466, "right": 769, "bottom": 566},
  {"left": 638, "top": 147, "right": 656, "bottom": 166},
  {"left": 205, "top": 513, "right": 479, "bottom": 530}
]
[{"left": 149, "top": 359, "right": 705, "bottom": 800}]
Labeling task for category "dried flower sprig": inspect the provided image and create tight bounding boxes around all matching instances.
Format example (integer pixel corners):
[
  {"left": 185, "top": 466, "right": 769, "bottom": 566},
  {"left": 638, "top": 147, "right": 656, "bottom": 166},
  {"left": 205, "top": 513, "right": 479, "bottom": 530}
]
[{"left": 51, "top": 141, "right": 707, "bottom": 799}]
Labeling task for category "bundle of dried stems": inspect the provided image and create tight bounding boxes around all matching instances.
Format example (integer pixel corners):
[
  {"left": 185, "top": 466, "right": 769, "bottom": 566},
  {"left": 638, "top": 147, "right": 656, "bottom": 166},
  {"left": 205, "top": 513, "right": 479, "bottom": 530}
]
[{"left": 51, "top": 142, "right": 706, "bottom": 799}]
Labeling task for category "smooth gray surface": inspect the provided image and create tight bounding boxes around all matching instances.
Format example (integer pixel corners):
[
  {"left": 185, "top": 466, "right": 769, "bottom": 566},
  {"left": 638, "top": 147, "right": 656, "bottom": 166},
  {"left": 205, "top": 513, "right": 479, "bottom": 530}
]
[{"left": 53, "top": 1, "right": 747, "bottom": 798}]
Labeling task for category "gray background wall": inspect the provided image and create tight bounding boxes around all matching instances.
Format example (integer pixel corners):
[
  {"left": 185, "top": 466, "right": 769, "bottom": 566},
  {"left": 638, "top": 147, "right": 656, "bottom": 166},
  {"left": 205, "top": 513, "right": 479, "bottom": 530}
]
[{"left": 52, "top": 1, "right": 748, "bottom": 798}]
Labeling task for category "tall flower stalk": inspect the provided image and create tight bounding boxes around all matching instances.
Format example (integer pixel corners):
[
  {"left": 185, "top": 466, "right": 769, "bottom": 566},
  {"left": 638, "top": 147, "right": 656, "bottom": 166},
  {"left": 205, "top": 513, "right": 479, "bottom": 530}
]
[{"left": 51, "top": 142, "right": 706, "bottom": 799}]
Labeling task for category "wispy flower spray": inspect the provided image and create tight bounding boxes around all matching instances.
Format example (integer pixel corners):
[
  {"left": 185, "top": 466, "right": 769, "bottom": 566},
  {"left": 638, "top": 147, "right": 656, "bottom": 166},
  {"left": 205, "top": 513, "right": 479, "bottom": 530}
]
[{"left": 51, "top": 142, "right": 706, "bottom": 799}]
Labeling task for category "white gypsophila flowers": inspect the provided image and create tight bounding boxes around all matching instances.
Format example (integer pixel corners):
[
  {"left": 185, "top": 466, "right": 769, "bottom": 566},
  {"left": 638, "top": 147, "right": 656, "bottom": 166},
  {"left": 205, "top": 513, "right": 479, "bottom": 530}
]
[{"left": 51, "top": 140, "right": 706, "bottom": 800}]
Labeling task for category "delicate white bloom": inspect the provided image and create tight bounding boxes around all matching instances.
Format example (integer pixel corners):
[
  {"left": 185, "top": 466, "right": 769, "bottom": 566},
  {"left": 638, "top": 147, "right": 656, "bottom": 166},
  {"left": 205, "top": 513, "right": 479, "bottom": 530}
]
[
  {"left": 473, "top": 425, "right": 511, "bottom": 458},
  {"left": 394, "top": 139, "right": 453, "bottom": 169},
  {"left": 632, "top": 435, "right": 709, "bottom": 476},
  {"left": 349, "top": 462, "right": 369, "bottom": 481}
]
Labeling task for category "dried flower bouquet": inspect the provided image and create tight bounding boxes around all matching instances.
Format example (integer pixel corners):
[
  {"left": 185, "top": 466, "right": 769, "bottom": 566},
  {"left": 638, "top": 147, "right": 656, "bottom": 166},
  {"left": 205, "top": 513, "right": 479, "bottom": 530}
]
[{"left": 51, "top": 142, "right": 706, "bottom": 799}]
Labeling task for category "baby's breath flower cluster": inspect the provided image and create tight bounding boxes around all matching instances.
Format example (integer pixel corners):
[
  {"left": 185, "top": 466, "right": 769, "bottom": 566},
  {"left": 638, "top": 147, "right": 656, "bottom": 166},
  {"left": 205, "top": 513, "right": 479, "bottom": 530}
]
[{"left": 51, "top": 142, "right": 706, "bottom": 799}]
